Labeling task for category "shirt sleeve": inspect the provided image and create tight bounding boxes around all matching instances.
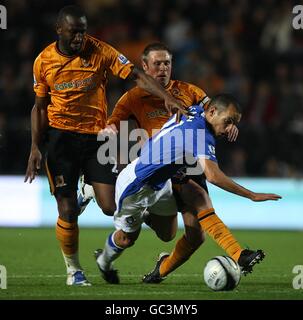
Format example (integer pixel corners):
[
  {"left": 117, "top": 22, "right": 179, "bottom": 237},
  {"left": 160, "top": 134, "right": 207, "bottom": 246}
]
[
  {"left": 196, "top": 134, "right": 217, "bottom": 162},
  {"left": 190, "top": 84, "right": 209, "bottom": 105},
  {"left": 33, "top": 55, "right": 49, "bottom": 97},
  {"left": 185, "top": 111, "right": 217, "bottom": 162},
  {"left": 107, "top": 91, "right": 133, "bottom": 129},
  {"left": 105, "top": 44, "right": 134, "bottom": 80}
]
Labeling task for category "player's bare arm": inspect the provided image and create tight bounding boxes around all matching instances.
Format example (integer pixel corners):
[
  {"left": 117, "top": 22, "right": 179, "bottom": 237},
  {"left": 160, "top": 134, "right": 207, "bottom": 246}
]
[
  {"left": 202, "top": 158, "right": 282, "bottom": 201},
  {"left": 129, "top": 67, "right": 187, "bottom": 116},
  {"left": 24, "top": 96, "right": 49, "bottom": 183}
]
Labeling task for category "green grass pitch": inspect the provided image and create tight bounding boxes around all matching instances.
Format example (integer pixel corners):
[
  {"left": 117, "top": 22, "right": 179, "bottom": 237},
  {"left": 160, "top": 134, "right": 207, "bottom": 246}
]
[{"left": 0, "top": 228, "right": 302, "bottom": 300}]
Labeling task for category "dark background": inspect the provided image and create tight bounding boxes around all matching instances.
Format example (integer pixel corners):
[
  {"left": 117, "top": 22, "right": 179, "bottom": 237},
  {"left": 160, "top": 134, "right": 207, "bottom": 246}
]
[{"left": 1, "top": 0, "right": 303, "bottom": 177}]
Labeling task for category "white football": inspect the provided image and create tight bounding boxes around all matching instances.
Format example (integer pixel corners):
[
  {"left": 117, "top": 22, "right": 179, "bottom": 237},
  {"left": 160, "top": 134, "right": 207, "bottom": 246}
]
[{"left": 203, "top": 256, "right": 241, "bottom": 291}]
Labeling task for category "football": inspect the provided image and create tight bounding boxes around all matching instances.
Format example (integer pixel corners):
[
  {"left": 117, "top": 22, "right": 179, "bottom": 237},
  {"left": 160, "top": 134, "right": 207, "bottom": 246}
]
[{"left": 203, "top": 256, "right": 241, "bottom": 291}]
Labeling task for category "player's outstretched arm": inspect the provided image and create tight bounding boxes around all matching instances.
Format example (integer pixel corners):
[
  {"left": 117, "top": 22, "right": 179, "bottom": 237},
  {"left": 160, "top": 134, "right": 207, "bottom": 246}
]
[
  {"left": 202, "top": 158, "right": 282, "bottom": 202},
  {"left": 129, "top": 67, "right": 187, "bottom": 117},
  {"left": 24, "top": 96, "right": 49, "bottom": 183}
]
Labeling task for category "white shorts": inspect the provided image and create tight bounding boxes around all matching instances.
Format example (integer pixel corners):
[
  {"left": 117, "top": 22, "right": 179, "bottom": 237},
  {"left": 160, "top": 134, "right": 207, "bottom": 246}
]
[{"left": 114, "top": 159, "right": 177, "bottom": 233}]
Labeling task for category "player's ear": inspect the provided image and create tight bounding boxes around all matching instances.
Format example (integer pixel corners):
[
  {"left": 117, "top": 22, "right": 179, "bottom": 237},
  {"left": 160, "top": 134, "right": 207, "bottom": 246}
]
[
  {"left": 208, "top": 105, "right": 217, "bottom": 117},
  {"left": 56, "top": 23, "right": 62, "bottom": 35},
  {"left": 142, "top": 59, "right": 148, "bottom": 72}
]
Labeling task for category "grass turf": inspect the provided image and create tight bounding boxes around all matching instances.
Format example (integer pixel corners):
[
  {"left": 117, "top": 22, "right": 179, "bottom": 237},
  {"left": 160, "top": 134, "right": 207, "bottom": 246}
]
[{"left": 0, "top": 228, "right": 302, "bottom": 300}]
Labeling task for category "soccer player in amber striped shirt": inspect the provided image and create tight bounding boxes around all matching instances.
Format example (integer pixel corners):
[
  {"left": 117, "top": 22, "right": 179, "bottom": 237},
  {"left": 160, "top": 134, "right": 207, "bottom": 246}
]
[{"left": 24, "top": 6, "right": 184, "bottom": 286}]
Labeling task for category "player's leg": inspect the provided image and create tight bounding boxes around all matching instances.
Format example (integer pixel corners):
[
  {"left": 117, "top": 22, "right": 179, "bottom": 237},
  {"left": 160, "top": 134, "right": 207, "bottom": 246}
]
[
  {"left": 155, "top": 210, "right": 206, "bottom": 280},
  {"left": 83, "top": 142, "right": 118, "bottom": 216},
  {"left": 45, "top": 128, "right": 90, "bottom": 286},
  {"left": 147, "top": 181, "right": 178, "bottom": 242},
  {"left": 91, "top": 182, "right": 116, "bottom": 216},
  {"left": 143, "top": 181, "right": 206, "bottom": 283},
  {"left": 77, "top": 178, "right": 116, "bottom": 216},
  {"left": 184, "top": 179, "right": 265, "bottom": 274},
  {"left": 94, "top": 160, "right": 145, "bottom": 284},
  {"left": 181, "top": 179, "right": 243, "bottom": 261},
  {"left": 143, "top": 177, "right": 245, "bottom": 283}
]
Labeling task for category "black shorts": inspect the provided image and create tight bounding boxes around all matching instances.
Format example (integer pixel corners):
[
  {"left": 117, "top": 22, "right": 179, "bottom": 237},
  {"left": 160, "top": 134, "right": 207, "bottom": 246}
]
[{"left": 45, "top": 127, "right": 118, "bottom": 196}]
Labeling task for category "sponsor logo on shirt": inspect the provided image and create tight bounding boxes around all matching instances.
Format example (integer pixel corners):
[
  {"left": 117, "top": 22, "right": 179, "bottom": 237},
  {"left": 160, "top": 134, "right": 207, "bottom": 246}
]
[
  {"left": 146, "top": 109, "right": 168, "bottom": 119},
  {"left": 118, "top": 54, "right": 129, "bottom": 65},
  {"left": 54, "top": 75, "right": 96, "bottom": 91}
]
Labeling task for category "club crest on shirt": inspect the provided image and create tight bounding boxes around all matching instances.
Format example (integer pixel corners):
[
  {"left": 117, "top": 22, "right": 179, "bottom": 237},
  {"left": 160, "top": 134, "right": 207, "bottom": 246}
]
[
  {"left": 125, "top": 216, "right": 136, "bottom": 225},
  {"left": 171, "top": 88, "right": 181, "bottom": 97},
  {"left": 208, "top": 145, "right": 216, "bottom": 156},
  {"left": 81, "top": 58, "right": 90, "bottom": 67}
]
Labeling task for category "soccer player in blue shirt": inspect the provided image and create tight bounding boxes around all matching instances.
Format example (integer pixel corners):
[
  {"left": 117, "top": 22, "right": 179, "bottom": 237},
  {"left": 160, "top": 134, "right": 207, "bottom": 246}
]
[{"left": 95, "top": 94, "right": 281, "bottom": 283}]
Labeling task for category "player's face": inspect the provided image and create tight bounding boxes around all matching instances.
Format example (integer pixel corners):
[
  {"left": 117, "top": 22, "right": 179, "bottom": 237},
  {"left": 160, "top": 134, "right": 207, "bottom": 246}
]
[
  {"left": 142, "top": 50, "right": 172, "bottom": 87},
  {"left": 57, "top": 15, "right": 87, "bottom": 55},
  {"left": 209, "top": 105, "right": 241, "bottom": 137}
]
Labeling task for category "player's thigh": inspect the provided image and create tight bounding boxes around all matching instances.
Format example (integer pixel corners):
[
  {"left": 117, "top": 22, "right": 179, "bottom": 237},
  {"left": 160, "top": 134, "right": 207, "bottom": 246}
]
[
  {"left": 45, "top": 128, "right": 82, "bottom": 214},
  {"left": 83, "top": 138, "right": 118, "bottom": 182},
  {"left": 178, "top": 178, "right": 213, "bottom": 214},
  {"left": 114, "top": 193, "right": 147, "bottom": 234},
  {"left": 149, "top": 187, "right": 178, "bottom": 241}
]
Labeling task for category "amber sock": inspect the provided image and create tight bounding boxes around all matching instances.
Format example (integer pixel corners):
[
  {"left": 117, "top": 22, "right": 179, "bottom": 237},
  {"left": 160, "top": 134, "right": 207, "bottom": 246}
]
[
  {"left": 159, "top": 235, "right": 196, "bottom": 277},
  {"left": 197, "top": 208, "right": 242, "bottom": 261},
  {"left": 56, "top": 217, "right": 82, "bottom": 273}
]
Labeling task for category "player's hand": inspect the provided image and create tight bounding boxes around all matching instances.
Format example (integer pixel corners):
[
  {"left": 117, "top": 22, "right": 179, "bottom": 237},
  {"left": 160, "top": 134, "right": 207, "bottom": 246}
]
[
  {"left": 225, "top": 124, "right": 239, "bottom": 142},
  {"left": 250, "top": 193, "right": 282, "bottom": 202},
  {"left": 102, "top": 123, "right": 118, "bottom": 134},
  {"left": 24, "top": 147, "right": 42, "bottom": 183},
  {"left": 164, "top": 95, "right": 187, "bottom": 122},
  {"left": 99, "top": 124, "right": 118, "bottom": 139}
]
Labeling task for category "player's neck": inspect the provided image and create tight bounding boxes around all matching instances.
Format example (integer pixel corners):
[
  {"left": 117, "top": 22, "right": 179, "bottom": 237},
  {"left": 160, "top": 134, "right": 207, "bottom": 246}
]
[
  {"left": 204, "top": 113, "right": 215, "bottom": 135},
  {"left": 56, "top": 41, "right": 77, "bottom": 57}
]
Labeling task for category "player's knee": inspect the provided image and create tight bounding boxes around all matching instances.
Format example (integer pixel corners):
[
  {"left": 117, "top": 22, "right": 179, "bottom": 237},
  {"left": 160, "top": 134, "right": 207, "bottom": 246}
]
[
  {"left": 118, "top": 237, "right": 136, "bottom": 248},
  {"left": 156, "top": 231, "right": 175, "bottom": 242},
  {"left": 115, "top": 231, "right": 137, "bottom": 248},
  {"left": 56, "top": 197, "right": 79, "bottom": 220}
]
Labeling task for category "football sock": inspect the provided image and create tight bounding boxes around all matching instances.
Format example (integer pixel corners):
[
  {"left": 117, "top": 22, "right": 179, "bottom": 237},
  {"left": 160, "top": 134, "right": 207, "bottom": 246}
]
[
  {"left": 97, "top": 231, "right": 124, "bottom": 271},
  {"left": 56, "top": 217, "right": 82, "bottom": 273},
  {"left": 197, "top": 208, "right": 242, "bottom": 261},
  {"left": 159, "top": 235, "right": 196, "bottom": 277}
]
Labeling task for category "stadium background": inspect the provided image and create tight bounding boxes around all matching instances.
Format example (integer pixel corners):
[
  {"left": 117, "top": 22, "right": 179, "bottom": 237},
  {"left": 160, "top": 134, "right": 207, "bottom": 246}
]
[{"left": 0, "top": 0, "right": 302, "bottom": 229}]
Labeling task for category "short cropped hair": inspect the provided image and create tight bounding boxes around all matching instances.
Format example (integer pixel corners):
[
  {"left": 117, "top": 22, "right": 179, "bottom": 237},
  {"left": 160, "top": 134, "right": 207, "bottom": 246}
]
[
  {"left": 57, "top": 5, "right": 86, "bottom": 26},
  {"left": 209, "top": 93, "right": 242, "bottom": 114},
  {"left": 142, "top": 43, "right": 172, "bottom": 62}
]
